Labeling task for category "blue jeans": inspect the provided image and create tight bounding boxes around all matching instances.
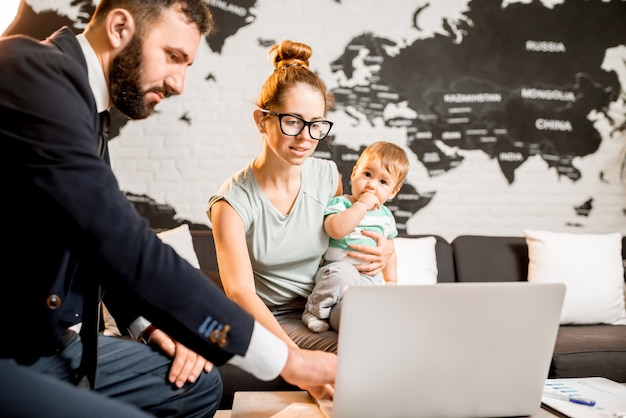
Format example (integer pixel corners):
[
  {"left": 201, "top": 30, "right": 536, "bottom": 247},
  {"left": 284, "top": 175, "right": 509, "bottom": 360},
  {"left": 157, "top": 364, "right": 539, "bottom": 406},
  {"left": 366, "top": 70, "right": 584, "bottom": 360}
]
[{"left": 1, "top": 335, "right": 222, "bottom": 417}]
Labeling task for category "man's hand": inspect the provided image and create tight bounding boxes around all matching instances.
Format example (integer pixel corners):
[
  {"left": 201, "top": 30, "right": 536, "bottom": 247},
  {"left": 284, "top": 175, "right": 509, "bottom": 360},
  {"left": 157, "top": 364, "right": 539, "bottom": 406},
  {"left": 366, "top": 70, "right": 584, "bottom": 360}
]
[
  {"left": 347, "top": 229, "right": 394, "bottom": 276},
  {"left": 280, "top": 347, "right": 337, "bottom": 400},
  {"left": 148, "top": 328, "right": 214, "bottom": 388}
]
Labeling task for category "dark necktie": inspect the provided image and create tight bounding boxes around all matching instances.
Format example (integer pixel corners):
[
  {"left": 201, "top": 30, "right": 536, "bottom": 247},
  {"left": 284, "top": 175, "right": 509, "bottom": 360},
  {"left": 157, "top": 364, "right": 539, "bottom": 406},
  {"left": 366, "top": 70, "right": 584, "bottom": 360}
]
[
  {"left": 97, "top": 110, "right": 111, "bottom": 161},
  {"left": 75, "top": 110, "right": 110, "bottom": 389}
]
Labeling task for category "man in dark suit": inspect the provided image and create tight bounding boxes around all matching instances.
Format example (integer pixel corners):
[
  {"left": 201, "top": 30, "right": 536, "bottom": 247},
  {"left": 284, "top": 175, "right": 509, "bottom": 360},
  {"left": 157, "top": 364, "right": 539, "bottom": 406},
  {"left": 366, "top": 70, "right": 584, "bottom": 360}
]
[{"left": 0, "top": 1, "right": 336, "bottom": 416}]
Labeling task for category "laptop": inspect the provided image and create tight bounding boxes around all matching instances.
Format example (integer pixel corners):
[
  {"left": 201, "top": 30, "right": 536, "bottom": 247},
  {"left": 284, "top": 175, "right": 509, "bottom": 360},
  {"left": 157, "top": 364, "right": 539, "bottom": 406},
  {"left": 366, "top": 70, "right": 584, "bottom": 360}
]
[{"left": 320, "top": 282, "right": 565, "bottom": 418}]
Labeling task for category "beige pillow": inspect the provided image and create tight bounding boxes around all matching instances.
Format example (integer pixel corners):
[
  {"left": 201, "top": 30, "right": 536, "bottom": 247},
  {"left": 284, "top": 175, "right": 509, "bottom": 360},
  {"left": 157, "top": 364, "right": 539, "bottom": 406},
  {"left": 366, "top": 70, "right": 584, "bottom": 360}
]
[
  {"left": 525, "top": 230, "right": 625, "bottom": 325},
  {"left": 394, "top": 236, "right": 438, "bottom": 285},
  {"left": 157, "top": 224, "right": 200, "bottom": 269}
]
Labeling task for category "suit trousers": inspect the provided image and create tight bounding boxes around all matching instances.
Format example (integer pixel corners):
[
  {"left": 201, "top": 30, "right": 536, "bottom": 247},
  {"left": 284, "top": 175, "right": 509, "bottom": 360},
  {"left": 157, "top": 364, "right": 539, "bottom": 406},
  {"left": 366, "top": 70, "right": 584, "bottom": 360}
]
[{"left": 0, "top": 335, "right": 222, "bottom": 418}]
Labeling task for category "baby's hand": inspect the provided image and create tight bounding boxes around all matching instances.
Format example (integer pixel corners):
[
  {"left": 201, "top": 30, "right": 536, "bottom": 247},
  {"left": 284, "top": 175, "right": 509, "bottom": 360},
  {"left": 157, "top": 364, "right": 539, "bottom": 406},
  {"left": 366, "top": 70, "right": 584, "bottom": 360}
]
[{"left": 357, "top": 192, "right": 380, "bottom": 210}]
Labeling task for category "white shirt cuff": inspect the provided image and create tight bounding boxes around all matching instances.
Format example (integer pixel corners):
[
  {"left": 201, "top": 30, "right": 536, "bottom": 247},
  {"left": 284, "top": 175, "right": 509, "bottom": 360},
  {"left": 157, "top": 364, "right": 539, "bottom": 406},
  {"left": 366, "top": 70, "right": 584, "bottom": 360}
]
[{"left": 227, "top": 321, "right": 288, "bottom": 381}]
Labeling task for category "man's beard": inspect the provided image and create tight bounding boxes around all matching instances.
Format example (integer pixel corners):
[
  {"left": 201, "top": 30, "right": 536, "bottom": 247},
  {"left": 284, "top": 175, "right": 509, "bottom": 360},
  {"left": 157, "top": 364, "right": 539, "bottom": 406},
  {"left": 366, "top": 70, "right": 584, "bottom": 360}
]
[{"left": 110, "top": 35, "right": 158, "bottom": 120}]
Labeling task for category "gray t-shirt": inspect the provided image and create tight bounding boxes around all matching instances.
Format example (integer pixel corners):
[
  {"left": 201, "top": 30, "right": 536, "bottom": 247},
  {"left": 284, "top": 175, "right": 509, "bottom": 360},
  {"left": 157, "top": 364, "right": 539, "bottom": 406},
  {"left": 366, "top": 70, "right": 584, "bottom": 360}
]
[{"left": 208, "top": 157, "right": 339, "bottom": 306}]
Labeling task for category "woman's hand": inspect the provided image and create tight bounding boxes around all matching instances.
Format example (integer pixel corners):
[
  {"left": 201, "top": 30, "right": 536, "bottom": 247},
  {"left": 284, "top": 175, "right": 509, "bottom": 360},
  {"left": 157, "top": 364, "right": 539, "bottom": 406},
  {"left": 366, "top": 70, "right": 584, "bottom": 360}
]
[{"left": 347, "top": 229, "right": 394, "bottom": 276}]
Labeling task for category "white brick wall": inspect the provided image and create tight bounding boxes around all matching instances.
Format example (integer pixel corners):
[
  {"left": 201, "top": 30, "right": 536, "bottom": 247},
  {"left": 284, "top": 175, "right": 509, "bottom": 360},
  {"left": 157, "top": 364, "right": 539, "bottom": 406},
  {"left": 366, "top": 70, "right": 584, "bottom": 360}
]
[{"left": 104, "top": 0, "right": 626, "bottom": 242}]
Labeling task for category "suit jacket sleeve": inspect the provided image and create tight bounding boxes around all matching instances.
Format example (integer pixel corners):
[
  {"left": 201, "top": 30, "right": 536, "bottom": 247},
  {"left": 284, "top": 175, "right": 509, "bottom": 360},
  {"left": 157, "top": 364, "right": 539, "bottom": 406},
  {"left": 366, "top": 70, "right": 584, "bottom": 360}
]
[{"left": 0, "top": 28, "right": 255, "bottom": 365}]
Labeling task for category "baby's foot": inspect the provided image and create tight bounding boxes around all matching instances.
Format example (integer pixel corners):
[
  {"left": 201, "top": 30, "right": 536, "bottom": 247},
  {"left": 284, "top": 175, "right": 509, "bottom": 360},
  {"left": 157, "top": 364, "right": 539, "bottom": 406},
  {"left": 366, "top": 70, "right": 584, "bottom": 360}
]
[{"left": 302, "top": 311, "right": 329, "bottom": 332}]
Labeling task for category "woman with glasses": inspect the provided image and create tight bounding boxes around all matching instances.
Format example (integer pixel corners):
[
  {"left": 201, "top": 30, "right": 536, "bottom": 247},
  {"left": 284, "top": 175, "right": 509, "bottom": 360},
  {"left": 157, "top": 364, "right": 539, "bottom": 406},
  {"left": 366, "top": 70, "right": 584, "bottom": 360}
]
[{"left": 207, "top": 39, "right": 393, "bottom": 354}]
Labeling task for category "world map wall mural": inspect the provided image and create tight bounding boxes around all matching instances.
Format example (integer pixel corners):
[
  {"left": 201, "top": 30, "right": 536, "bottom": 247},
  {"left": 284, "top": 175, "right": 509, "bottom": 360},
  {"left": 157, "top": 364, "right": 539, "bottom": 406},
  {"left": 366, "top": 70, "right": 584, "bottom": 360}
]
[{"left": 5, "top": 0, "right": 625, "bottom": 239}]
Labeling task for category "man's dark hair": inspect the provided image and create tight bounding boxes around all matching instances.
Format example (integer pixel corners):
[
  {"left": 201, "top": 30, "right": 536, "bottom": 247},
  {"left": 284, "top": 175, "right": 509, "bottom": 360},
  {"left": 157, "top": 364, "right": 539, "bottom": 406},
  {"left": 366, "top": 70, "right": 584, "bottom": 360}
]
[{"left": 91, "top": 0, "right": 214, "bottom": 35}]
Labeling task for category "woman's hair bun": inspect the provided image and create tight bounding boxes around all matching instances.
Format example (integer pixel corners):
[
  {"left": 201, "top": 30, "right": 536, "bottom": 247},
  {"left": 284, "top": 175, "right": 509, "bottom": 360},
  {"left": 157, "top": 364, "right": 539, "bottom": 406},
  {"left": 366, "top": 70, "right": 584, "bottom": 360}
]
[{"left": 269, "top": 39, "right": 312, "bottom": 70}]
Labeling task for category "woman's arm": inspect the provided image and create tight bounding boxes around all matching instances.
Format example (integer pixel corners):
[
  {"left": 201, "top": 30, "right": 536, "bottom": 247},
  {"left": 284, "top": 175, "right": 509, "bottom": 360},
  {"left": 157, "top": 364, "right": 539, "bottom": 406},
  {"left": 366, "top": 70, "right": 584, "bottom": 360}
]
[{"left": 211, "top": 200, "right": 299, "bottom": 349}]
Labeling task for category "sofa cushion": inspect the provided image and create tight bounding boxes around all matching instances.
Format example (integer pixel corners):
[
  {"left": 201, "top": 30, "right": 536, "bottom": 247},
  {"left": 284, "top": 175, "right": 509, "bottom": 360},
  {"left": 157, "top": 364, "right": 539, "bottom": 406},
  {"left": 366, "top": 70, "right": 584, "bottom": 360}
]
[
  {"left": 398, "top": 234, "right": 456, "bottom": 282},
  {"left": 550, "top": 325, "right": 626, "bottom": 382},
  {"left": 451, "top": 235, "right": 528, "bottom": 282},
  {"left": 525, "top": 230, "right": 626, "bottom": 325},
  {"left": 156, "top": 223, "right": 200, "bottom": 269},
  {"left": 395, "top": 236, "right": 437, "bottom": 285}
]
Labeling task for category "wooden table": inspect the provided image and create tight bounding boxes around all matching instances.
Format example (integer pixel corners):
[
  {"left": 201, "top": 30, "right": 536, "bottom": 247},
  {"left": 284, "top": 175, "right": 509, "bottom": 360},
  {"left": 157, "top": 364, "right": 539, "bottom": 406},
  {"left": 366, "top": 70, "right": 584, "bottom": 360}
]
[{"left": 218, "top": 391, "right": 561, "bottom": 417}]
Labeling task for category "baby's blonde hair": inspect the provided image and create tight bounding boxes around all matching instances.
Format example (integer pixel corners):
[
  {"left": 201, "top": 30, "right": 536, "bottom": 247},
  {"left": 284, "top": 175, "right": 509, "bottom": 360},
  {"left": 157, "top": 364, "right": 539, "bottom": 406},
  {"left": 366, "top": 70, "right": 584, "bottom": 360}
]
[{"left": 355, "top": 141, "right": 410, "bottom": 188}]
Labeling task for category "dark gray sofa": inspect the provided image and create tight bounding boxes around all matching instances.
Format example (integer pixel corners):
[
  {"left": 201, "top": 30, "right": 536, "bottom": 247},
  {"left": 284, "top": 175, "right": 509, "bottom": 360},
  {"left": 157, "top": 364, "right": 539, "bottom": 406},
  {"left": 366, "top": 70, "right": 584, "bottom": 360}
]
[
  {"left": 190, "top": 230, "right": 626, "bottom": 409},
  {"left": 451, "top": 235, "right": 626, "bottom": 384}
]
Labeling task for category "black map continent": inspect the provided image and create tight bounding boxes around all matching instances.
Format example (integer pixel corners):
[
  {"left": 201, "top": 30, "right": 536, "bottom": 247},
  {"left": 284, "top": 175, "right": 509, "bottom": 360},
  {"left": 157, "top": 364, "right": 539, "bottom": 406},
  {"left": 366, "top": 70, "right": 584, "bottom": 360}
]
[{"left": 330, "top": 0, "right": 625, "bottom": 187}]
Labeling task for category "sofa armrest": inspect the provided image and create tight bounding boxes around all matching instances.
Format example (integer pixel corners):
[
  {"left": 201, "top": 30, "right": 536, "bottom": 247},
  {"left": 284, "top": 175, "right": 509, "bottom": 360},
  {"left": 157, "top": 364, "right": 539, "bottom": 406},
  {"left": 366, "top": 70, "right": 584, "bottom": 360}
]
[
  {"left": 190, "top": 229, "right": 218, "bottom": 272},
  {"left": 189, "top": 229, "right": 223, "bottom": 290}
]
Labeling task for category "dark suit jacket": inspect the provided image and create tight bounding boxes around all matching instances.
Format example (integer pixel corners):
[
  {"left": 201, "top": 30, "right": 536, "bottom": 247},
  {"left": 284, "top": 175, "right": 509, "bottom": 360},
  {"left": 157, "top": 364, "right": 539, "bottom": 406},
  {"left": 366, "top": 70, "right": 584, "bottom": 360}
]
[{"left": 0, "top": 27, "right": 254, "bottom": 364}]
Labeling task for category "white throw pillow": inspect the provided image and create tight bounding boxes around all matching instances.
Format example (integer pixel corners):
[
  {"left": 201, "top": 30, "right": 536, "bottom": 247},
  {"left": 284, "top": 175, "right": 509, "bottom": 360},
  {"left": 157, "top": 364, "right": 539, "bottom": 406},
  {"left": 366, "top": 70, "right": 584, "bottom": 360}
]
[
  {"left": 156, "top": 224, "right": 200, "bottom": 269},
  {"left": 524, "top": 229, "right": 626, "bottom": 325},
  {"left": 394, "top": 236, "right": 438, "bottom": 285}
]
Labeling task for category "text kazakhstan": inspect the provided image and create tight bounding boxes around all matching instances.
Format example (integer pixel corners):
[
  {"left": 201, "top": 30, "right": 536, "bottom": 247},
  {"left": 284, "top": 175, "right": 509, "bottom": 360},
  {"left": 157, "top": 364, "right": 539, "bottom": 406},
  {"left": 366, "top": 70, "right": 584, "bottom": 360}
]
[{"left": 443, "top": 93, "right": 502, "bottom": 103}]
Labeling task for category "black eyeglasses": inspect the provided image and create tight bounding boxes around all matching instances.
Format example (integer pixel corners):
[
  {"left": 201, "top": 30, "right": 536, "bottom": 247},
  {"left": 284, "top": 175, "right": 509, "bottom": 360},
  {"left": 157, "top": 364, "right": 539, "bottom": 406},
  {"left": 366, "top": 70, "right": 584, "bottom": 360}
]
[{"left": 260, "top": 109, "right": 333, "bottom": 140}]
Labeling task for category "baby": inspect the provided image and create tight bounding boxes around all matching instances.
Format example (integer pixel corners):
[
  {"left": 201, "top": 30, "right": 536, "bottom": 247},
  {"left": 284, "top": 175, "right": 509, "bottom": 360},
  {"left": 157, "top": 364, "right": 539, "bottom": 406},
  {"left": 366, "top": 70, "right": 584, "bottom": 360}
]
[{"left": 303, "top": 141, "right": 409, "bottom": 332}]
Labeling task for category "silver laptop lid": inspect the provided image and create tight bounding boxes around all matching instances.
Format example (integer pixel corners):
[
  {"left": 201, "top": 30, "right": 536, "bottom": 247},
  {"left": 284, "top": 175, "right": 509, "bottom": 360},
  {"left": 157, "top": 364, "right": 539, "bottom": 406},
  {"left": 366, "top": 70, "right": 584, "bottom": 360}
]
[{"left": 332, "top": 282, "right": 565, "bottom": 418}]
